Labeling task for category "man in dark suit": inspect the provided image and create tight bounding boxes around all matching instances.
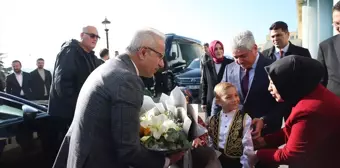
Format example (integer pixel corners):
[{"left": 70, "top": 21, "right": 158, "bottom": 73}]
[
  {"left": 99, "top": 48, "right": 110, "bottom": 64},
  {"left": 5, "top": 60, "right": 34, "bottom": 152},
  {"left": 211, "top": 30, "right": 286, "bottom": 168},
  {"left": 52, "top": 28, "right": 184, "bottom": 168},
  {"left": 30, "top": 58, "right": 52, "bottom": 100},
  {"left": 6, "top": 60, "right": 32, "bottom": 99},
  {"left": 317, "top": 1, "right": 340, "bottom": 97},
  {"left": 44, "top": 26, "right": 101, "bottom": 166},
  {"left": 262, "top": 21, "right": 311, "bottom": 60}
]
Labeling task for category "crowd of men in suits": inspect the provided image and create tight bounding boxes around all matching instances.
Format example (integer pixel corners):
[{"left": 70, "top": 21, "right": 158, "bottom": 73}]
[{"left": 3, "top": 58, "right": 52, "bottom": 101}]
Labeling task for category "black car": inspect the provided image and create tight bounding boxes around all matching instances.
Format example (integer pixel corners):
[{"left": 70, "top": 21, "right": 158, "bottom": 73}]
[
  {"left": 175, "top": 58, "right": 201, "bottom": 103},
  {"left": 175, "top": 56, "right": 234, "bottom": 103},
  {"left": 0, "top": 92, "right": 49, "bottom": 167},
  {"left": 142, "top": 33, "right": 204, "bottom": 96}
]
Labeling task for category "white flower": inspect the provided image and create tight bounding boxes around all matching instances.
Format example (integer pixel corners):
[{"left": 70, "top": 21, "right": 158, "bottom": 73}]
[{"left": 140, "top": 105, "right": 181, "bottom": 140}]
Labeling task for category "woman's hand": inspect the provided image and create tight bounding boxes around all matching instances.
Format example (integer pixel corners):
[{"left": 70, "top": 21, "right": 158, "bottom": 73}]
[
  {"left": 253, "top": 137, "right": 267, "bottom": 150},
  {"left": 192, "top": 138, "right": 203, "bottom": 148},
  {"left": 251, "top": 118, "right": 264, "bottom": 139}
]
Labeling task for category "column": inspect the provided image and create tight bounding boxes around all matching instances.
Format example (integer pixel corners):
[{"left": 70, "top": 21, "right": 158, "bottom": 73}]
[
  {"left": 302, "top": 0, "right": 333, "bottom": 58},
  {"left": 319, "top": 0, "right": 333, "bottom": 42},
  {"left": 302, "top": 0, "right": 318, "bottom": 58}
]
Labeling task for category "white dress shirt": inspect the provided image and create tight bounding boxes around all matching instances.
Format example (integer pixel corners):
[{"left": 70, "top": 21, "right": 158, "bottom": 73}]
[
  {"left": 212, "top": 110, "right": 255, "bottom": 168},
  {"left": 131, "top": 60, "right": 140, "bottom": 76},
  {"left": 274, "top": 43, "right": 289, "bottom": 60},
  {"left": 215, "top": 63, "right": 222, "bottom": 74},
  {"left": 15, "top": 72, "right": 24, "bottom": 96}
]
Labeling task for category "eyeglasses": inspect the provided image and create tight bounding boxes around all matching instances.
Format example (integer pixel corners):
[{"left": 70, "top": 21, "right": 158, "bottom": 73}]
[
  {"left": 141, "top": 47, "right": 164, "bottom": 59},
  {"left": 84, "top": 32, "right": 100, "bottom": 39}
]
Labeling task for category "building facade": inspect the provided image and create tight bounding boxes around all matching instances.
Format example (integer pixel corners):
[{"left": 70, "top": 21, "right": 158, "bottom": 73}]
[{"left": 298, "top": 0, "right": 339, "bottom": 59}]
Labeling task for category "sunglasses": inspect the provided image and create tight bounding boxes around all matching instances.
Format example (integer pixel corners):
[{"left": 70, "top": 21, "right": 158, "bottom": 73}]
[{"left": 84, "top": 32, "right": 100, "bottom": 39}]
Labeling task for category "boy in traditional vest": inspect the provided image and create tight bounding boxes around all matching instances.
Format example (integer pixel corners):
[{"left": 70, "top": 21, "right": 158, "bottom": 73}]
[{"left": 208, "top": 82, "right": 255, "bottom": 168}]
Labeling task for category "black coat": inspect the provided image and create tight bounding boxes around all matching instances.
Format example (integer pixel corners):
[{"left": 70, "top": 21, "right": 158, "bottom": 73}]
[
  {"left": 201, "top": 56, "right": 233, "bottom": 115},
  {"left": 262, "top": 41, "right": 311, "bottom": 60},
  {"left": 6, "top": 72, "right": 33, "bottom": 99},
  {"left": 30, "top": 69, "right": 52, "bottom": 100},
  {"left": 48, "top": 39, "right": 99, "bottom": 119}
]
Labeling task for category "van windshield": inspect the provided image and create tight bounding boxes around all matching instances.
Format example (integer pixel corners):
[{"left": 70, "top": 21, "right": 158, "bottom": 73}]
[{"left": 178, "top": 43, "right": 203, "bottom": 66}]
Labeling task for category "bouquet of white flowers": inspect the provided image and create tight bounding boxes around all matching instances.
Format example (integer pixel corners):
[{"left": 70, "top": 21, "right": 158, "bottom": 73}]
[{"left": 139, "top": 87, "right": 207, "bottom": 154}]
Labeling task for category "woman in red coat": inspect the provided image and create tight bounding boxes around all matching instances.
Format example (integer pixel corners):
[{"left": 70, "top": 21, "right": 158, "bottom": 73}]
[{"left": 254, "top": 55, "right": 340, "bottom": 168}]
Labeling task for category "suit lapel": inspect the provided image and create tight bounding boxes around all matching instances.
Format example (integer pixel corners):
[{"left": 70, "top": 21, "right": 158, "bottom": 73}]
[
  {"left": 11, "top": 73, "right": 21, "bottom": 87},
  {"left": 229, "top": 63, "right": 245, "bottom": 101},
  {"left": 44, "top": 69, "right": 49, "bottom": 82},
  {"left": 208, "top": 60, "right": 218, "bottom": 82},
  {"left": 217, "top": 59, "right": 227, "bottom": 82},
  {"left": 284, "top": 42, "right": 295, "bottom": 56},
  {"left": 245, "top": 55, "right": 265, "bottom": 103},
  {"left": 34, "top": 69, "right": 44, "bottom": 82},
  {"left": 333, "top": 35, "right": 340, "bottom": 63},
  {"left": 267, "top": 47, "right": 276, "bottom": 60}
]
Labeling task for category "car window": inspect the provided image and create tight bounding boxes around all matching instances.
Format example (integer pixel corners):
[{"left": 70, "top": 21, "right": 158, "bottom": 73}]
[
  {"left": 188, "top": 59, "right": 200, "bottom": 69},
  {"left": 0, "top": 105, "right": 23, "bottom": 117},
  {"left": 168, "top": 43, "right": 178, "bottom": 61},
  {"left": 178, "top": 43, "right": 204, "bottom": 66},
  {"left": 0, "top": 98, "right": 35, "bottom": 122}
]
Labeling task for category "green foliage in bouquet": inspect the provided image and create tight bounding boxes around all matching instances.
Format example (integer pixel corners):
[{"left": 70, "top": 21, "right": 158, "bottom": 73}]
[{"left": 141, "top": 128, "right": 191, "bottom": 151}]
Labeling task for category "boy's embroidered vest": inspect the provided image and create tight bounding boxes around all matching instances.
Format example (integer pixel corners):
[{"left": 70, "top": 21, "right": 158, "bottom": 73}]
[{"left": 208, "top": 110, "right": 246, "bottom": 158}]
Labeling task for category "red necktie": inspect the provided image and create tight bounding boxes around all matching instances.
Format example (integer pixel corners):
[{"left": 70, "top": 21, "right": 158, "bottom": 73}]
[
  {"left": 241, "top": 68, "right": 251, "bottom": 96},
  {"left": 279, "top": 50, "right": 284, "bottom": 59}
]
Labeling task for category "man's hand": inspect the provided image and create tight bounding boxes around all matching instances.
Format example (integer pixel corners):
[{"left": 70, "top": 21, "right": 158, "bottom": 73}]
[
  {"left": 201, "top": 105, "right": 206, "bottom": 112},
  {"left": 251, "top": 118, "right": 264, "bottom": 139},
  {"left": 168, "top": 151, "right": 185, "bottom": 165},
  {"left": 253, "top": 137, "right": 267, "bottom": 150},
  {"left": 192, "top": 138, "right": 203, "bottom": 148}
]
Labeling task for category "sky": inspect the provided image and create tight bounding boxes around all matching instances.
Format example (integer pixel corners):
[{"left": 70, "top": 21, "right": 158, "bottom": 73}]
[{"left": 0, "top": 0, "right": 298, "bottom": 70}]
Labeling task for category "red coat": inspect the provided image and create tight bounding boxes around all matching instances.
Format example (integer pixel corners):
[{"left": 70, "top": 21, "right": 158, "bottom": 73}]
[{"left": 257, "top": 85, "right": 340, "bottom": 168}]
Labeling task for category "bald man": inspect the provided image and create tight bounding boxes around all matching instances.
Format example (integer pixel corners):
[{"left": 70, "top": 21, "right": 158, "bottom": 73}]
[{"left": 43, "top": 26, "right": 101, "bottom": 166}]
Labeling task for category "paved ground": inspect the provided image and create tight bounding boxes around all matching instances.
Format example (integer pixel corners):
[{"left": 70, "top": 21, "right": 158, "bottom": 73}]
[{"left": 0, "top": 137, "right": 46, "bottom": 168}]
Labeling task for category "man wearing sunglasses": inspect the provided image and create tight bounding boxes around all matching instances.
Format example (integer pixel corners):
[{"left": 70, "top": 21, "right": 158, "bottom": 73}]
[
  {"left": 44, "top": 25, "right": 101, "bottom": 166},
  {"left": 53, "top": 27, "right": 185, "bottom": 168}
]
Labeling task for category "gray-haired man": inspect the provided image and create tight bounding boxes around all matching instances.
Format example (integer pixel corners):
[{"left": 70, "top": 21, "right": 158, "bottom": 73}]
[
  {"left": 211, "top": 30, "right": 285, "bottom": 168},
  {"left": 52, "top": 28, "right": 184, "bottom": 168}
]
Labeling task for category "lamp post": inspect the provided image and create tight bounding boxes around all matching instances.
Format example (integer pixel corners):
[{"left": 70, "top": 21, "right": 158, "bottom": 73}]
[{"left": 102, "top": 17, "right": 111, "bottom": 50}]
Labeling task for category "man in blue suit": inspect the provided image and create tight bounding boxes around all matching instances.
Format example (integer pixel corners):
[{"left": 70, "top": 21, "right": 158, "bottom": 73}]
[{"left": 212, "top": 30, "right": 285, "bottom": 140}]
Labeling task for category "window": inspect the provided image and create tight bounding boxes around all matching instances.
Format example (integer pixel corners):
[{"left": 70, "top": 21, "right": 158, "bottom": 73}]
[
  {"left": 168, "top": 43, "right": 178, "bottom": 61},
  {"left": 178, "top": 43, "right": 204, "bottom": 66},
  {"left": 187, "top": 59, "right": 200, "bottom": 69}
]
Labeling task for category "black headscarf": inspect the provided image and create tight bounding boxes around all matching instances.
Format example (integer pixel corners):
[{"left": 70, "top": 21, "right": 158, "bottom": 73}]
[{"left": 264, "top": 55, "right": 324, "bottom": 106}]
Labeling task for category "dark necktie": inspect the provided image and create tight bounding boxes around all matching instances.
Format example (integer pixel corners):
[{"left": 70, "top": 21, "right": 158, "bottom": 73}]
[{"left": 241, "top": 68, "right": 251, "bottom": 96}]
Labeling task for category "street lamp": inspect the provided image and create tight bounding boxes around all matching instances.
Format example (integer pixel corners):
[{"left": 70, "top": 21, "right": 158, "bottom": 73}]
[{"left": 102, "top": 17, "right": 111, "bottom": 50}]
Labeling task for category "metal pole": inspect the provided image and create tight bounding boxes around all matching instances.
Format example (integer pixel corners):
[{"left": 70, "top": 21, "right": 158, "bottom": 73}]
[
  {"left": 105, "top": 28, "right": 109, "bottom": 50},
  {"left": 306, "top": 0, "right": 310, "bottom": 49},
  {"left": 317, "top": 0, "right": 320, "bottom": 45}
]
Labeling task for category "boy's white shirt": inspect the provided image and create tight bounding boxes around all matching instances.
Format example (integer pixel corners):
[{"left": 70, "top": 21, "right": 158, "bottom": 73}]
[{"left": 208, "top": 110, "right": 256, "bottom": 168}]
